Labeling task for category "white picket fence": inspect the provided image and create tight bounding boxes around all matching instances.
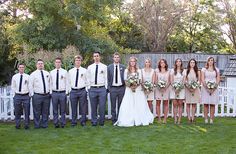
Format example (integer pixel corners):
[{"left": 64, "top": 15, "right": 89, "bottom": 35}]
[{"left": 0, "top": 86, "right": 236, "bottom": 121}]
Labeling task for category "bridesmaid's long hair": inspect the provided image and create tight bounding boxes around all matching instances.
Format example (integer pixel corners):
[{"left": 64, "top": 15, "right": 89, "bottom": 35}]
[
  {"left": 158, "top": 59, "right": 168, "bottom": 72},
  {"left": 205, "top": 56, "right": 217, "bottom": 77},
  {"left": 127, "top": 56, "right": 138, "bottom": 73},
  {"left": 174, "top": 58, "right": 183, "bottom": 75},
  {"left": 144, "top": 58, "right": 152, "bottom": 68},
  {"left": 186, "top": 59, "right": 198, "bottom": 79}
]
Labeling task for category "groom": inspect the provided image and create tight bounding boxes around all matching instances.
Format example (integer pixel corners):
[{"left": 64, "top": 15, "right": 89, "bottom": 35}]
[{"left": 107, "top": 52, "right": 126, "bottom": 124}]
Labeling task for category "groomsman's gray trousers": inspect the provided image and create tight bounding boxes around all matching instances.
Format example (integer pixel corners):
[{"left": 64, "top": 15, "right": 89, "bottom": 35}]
[
  {"left": 32, "top": 93, "right": 50, "bottom": 128},
  {"left": 51, "top": 91, "right": 67, "bottom": 126},
  {"left": 13, "top": 94, "right": 30, "bottom": 127},
  {"left": 89, "top": 86, "right": 107, "bottom": 125},
  {"left": 70, "top": 88, "right": 88, "bottom": 125},
  {"left": 110, "top": 86, "right": 125, "bottom": 122}
]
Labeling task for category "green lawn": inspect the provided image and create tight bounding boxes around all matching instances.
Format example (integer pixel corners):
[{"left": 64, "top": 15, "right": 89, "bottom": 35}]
[{"left": 0, "top": 118, "right": 236, "bottom": 154}]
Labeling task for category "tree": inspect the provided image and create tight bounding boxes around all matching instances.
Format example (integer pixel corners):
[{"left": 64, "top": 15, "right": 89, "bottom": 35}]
[
  {"left": 217, "top": 0, "right": 236, "bottom": 53},
  {"left": 0, "top": 0, "right": 20, "bottom": 85},
  {"left": 12, "top": 0, "right": 139, "bottom": 65},
  {"left": 166, "top": 0, "right": 229, "bottom": 53},
  {"left": 127, "top": 0, "right": 187, "bottom": 52},
  {"left": 108, "top": 11, "right": 148, "bottom": 52}
]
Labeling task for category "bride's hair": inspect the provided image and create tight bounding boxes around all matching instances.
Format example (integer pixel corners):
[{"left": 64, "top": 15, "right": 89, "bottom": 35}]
[{"left": 127, "top": 56, "right": 138, "bottom": 73}]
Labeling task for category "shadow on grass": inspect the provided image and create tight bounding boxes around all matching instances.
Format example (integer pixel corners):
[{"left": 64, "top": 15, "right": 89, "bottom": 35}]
[{"left": 0, "top": 117, "right": 236, "bottom": 153}]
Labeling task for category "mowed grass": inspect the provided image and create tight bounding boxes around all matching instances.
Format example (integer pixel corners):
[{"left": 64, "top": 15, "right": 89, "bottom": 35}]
[{"left": 0, "top": 117, "right": 236, "bottom": 154}]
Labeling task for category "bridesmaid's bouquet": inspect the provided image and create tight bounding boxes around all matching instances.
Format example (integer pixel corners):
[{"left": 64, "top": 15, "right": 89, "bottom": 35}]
[
  {"left": 172, "top": 82, "right": 184, "bottom": 91},
  {"left": 206, "top": 81, "right": 218, "bottom": 89},
  {"left": 172, "top": 82, "right": 184, "bottom": 98},
  {"left": 185, "top": 81, "right": 200, "bottom": 96},
  {"left": 206, "top": 81, "right": 218, "bottom": 95},
  {"left": 127, "top": 74, "right": 139, "bottom": 92},
  {"left": 142, "top": 81, "right": 155, "bottom": 94},
  {"left": 156, "top": 80, "right": 167, "bottom": 97},
  {"left": 156, "top": 80, "right": 166, "bottom": 89}
]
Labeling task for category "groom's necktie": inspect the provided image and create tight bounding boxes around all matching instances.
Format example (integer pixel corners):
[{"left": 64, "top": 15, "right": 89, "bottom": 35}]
[
  {"left": 95, "top": 64, "right": 98, "bottom": 85},
  {"left": 115, "top": 65, "right": 118, "bottom": 84}
]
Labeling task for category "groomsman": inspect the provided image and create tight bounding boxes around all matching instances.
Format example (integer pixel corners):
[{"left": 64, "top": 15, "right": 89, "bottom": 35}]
[
  {"left": 50, "top": 57, "right": 68, "bottom": 128},
  {"left": 68, "top": 55, "right": 88, "bottom": 127},
  {"left": 29, "top": 59, "right": 50, "bottom": 129},
  {"left": 87, "top": 51, "right": 107, "bottom": 126},
  {"left": 107, "top": 52, "right": 126, "bottom": 124},
  {"left": 11, "top": 63, "right": 30, "bottom": 129}
]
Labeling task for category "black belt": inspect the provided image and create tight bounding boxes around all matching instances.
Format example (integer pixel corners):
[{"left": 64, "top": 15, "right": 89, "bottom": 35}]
[
  {"left": 111, "top": 85, "right": 124, "bottom": 88},
  {"left": 15, "top": 93, "right": 29, "bottom": 96},
  {"left": 71, "top": 87, "right": 85, "bottom": 91},
  {"left": 52, "top": 90, "right": 66, "bottom": 93},
  {"left": 91, "top": 86, "right": 105, "bottom": 88},
  {"left": 34, "top": 93, "right": 49, "bottom": 96}
]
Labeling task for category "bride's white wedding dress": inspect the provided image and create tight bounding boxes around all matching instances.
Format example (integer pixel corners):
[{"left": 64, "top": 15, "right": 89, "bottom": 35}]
[{"left": 114, "top": 69, "right": 154, "bottom": 127}]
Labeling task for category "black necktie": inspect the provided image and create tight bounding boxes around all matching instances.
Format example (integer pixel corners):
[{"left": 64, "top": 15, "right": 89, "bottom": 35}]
[
  {"left": 19, "top": 74, "right": 23, "bottom": 92},
  {"left": 75, "top": 69, "right": 79, "bottom": 87},
  {"left": 56, "top": 70, "right": 59, "bottom": 90},
  {"left": 95, "top": 64, "right": 98, "bottom": 85},
  {"left": 41, "top": 71, "right": 46, "bottom": 93},
  {"left": 115, "top": 65, "right": 118, "bottom": 84}
]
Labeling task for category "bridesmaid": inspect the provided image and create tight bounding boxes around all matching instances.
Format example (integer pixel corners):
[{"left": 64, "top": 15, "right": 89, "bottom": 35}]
[
  {"left": 201, "top": 57, "right": 220, "bottom": 124},
  {"left": 142, "top": 58, "right": 155, "bottom": 111},
  {"left": 185, "top": 59, "right": 201, "bottom": 123},
  {"left": 170, "top": 58, "right": 186, "bottom": 124},
  {"left": 155, "top": 59, "right": 170, "bottom": 124}
]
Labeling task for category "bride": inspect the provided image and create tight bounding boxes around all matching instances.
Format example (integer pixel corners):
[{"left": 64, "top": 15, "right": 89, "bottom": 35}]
[{"left": 114, "top": 57, "right": 154, "bottom": 127}]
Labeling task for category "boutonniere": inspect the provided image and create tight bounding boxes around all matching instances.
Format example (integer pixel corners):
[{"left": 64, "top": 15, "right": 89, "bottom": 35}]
[
  {"left": 24, "top": 80, "right": 28, "bottom": 84},
  {"left": 60, "top": 75, "right": 64, "bottom": 79},
  {"left": 120, "top": 67, "right": 123, "bottom": 71},
  {"left": 100, "top": 70, "right": 104, "bottom": 74},
  {"left": 81, "top": 74, "right": 83, "bottom": 77}
]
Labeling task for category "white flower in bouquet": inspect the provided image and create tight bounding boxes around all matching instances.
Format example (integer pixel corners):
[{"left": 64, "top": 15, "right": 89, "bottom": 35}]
[
  {"left": 186, "top": 81, "right": 200, "bottom": 96},
  {"left": 143, "top": 81, "right": 154, "bottom": 93},
  {"left": 156, "top": 80, "right": 166, "bottom": 89},
  {"left": 172, "top": 82, "right": 184, "bottom": 91},
  {"left": 172, "top": 82, "right": 184, "bottom": 98},
  {"left": 186, "top": 81, "right": 200, "bottom": 90},
  {"left": 206, "top": 81, "right": 218, "bottom": 90}
]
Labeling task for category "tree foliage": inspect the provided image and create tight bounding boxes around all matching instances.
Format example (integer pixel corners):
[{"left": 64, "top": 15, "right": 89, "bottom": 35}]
[
  {"left": 166, "top": 0, "right": 230, "bottom": 53},
  {"left": 0, "top": 0, "right": 236, "bottom": 85}
]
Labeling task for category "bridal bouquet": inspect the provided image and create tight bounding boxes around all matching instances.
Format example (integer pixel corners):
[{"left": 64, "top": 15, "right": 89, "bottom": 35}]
[
  {"left": 185, "top": 81, "right": 200, "bottom": 96},
  {"left": 172, "top": 82, "right": 184, "bottom": 98},
  {"left": 142, "top": 81, "right": 155, "bottom": 94},
  {"left": 156, "top": 80, "right": 166, "bottom": 89},
  {"left": 127, "top": 74, "right": 139, "bottom": 92}
]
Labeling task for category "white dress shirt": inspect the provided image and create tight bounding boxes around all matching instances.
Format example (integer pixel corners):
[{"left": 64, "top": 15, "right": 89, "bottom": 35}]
[
  {"left": 87, "top": 62, "right": 107, "bottom": 88},
  {"left": 11, "top": 73, "right": 30, "bottom": 95},
  {"left": 29, "top": 69, "right": 50, "bottom": 95},
  {"left": 68, "top": 66, "right": 88, "bottom": 91},
  {"left": 50, "top": 68, "right": 68, "bottom": 93},
  {"left": 112, "top": 63, "right": 122, "bottom": 86}
]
